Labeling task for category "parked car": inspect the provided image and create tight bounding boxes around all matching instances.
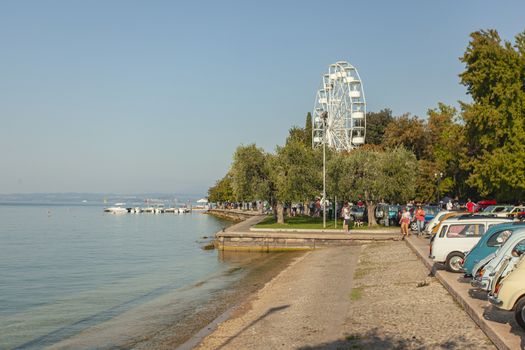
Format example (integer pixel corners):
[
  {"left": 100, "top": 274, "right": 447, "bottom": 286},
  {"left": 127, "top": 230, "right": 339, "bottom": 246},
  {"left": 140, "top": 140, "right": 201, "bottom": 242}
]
[
  {"left": 425, "top": 210, "right": 454, "bottom": 235},
  {"left": 474, "top": 200, "right": 497, "bottom": 212},
  {"left": 375, "top": 204, "right": 400, "bottom": 226},
  {"left": 348, "top": 206, "right": 367, "bottom": 222},
  {"left": 471, "top": 231, "right": 525, "bottom": 291},
  {"left": 429, "top": 216, "right": 513, "bottom": 272},
  {"left": 428, "top": 211, "right": 467, "bottom": 237},
  {"left": 488, "top": 254, "right": 525, "bottom": 330},
  {"left": 481, "top": 205, "right": 514, "bottom": 217},
  {"left": 462, "top": 222, "right": 524, "bottom": 276},
  {"left": 506, "top": 206, "right": 525, "bottom": 218}
]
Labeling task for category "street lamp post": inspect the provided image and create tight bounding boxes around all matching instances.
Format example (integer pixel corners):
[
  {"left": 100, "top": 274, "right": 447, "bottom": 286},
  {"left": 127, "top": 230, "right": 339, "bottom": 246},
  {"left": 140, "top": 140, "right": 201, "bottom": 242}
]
[
  {"left": 434, "top": 172, "right": 443, "bottom": 205},
  {"left": 321, "top": 111, "right": 328, "bottom": 229}
]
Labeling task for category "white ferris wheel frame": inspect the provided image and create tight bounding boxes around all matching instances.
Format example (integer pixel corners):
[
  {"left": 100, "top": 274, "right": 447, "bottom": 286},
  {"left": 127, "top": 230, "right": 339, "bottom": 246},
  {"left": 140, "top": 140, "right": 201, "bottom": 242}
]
[{"left": 312, "top": 61, "right": 366, "bottom": 151}]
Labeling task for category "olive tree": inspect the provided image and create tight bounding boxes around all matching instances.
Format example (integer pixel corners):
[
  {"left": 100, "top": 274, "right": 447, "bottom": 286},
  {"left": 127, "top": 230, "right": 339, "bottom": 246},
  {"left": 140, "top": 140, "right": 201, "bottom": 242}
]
[
  {"left": 270, "top": 138, "right": 322, "bottom": 223},
  {"left": 328, "top": 147, "right": 416, "bottom": 226}
]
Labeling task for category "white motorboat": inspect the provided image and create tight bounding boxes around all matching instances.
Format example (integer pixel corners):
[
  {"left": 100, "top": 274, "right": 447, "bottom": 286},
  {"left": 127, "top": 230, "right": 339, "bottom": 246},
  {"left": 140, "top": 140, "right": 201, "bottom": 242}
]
[{"left": 104, "top": 207, "right": 127, "bottom": 214}]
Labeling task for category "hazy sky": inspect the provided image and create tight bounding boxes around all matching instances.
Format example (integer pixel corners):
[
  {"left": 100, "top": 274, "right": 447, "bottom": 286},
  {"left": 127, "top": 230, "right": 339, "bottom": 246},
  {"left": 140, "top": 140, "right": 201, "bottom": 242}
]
[{"left": 1, "top": 1, "right": 524, "bottom": 195}]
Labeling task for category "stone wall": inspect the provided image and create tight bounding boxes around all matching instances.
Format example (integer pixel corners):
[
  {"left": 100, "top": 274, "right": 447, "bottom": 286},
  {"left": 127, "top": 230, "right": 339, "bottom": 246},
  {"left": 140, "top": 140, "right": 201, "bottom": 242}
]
[
  {"left": 216, "top": 232, "right": 395, "bottom": 252},
  {"left": 206, "top": 209, "right": 261, "bottom": 222}
]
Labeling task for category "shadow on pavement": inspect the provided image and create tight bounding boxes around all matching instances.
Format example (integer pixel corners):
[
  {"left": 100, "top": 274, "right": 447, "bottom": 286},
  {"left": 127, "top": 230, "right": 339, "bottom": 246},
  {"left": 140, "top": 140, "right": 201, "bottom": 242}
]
[
  {"left": 468, "top": 288, "right": 488, "bottom": 301},
  {"left": 482, "top": 304, "right": 525, "bottom": 349},
  {"left": 298, "top": 328, "right": 482, "bottom": 350},
  {"left": 215, "top": 304, "right": 290, "bottom": 350}
]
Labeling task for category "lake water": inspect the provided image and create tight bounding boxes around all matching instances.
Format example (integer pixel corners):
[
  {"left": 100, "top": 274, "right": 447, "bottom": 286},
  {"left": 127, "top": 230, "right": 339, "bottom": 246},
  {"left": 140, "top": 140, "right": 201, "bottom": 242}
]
[{"left": 0, "top": 204, "right": 293, "bottom": 349}]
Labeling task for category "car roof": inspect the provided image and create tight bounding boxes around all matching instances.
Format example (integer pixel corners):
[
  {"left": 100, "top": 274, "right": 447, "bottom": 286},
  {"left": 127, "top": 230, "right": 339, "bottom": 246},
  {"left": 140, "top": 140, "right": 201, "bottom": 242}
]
[{"left": 444, "top": 216, "right": 513, "bottom": 224}]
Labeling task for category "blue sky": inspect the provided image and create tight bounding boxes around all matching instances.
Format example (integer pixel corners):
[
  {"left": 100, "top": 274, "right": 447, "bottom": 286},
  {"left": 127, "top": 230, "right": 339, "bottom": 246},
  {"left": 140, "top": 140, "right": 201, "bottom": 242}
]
[{"left": 1, "top": 0, "right": 524, "bottom": 195}]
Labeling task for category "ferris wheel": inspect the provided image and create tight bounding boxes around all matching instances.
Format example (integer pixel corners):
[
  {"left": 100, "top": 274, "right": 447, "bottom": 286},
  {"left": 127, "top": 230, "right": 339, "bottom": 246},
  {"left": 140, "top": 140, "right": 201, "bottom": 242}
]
[{"left": 312, "top": 61, "right": 366, "bottom": 151}]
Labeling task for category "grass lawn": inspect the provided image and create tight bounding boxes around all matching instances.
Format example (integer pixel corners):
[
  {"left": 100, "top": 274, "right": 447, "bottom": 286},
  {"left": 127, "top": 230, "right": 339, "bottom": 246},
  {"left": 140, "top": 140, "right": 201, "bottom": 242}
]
[{"left": 254, "top": 215, "right": 375, "bottom": 230}]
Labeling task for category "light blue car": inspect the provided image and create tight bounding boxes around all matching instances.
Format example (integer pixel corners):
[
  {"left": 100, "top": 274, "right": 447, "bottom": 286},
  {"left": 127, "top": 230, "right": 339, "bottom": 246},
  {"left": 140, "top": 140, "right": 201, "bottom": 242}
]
[{"left": 462, "top": 222, "right": 525, "bottom": 276}]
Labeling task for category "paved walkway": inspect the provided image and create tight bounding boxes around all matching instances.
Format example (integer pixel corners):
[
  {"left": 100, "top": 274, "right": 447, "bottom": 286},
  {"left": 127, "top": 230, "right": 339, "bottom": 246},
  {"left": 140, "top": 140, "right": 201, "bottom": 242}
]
[
  {"left": 195, "top": 246, "right": 361, "bottom": 349},
  {"left": 406, "top": 236, "right": 524, "bottom": 350}
]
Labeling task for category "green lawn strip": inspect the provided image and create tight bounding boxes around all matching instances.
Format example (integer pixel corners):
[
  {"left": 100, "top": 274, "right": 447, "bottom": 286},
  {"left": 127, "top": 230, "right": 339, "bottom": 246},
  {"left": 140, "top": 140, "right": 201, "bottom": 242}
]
[{"left": 254, "top": 215, "right": 399, "bottom": 231}]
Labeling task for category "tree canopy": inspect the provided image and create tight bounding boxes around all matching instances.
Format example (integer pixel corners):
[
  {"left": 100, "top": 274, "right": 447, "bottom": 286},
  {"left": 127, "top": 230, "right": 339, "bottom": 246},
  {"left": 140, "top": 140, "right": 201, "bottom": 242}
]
[{"left": 459, "top": 29, "right": 525, "bottom": 201}]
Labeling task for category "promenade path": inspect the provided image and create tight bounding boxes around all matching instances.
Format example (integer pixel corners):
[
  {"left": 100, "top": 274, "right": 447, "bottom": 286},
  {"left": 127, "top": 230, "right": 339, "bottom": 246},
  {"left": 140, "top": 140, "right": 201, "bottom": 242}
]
[
  {"left": 194, "top": 240, "right": 495, "bottom": 350},
  {"left": 406, "top": 235, "right": 524, "bottom": 350}
]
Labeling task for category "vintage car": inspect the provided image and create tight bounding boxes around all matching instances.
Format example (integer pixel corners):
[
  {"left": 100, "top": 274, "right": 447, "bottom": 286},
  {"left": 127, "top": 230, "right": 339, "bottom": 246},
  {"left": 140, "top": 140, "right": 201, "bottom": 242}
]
[
  {"left": 429, "top": 216, "right": 513, "bottom": 272},
  {"left": 506, "top": 206, "right": 525, "bottom": 218},
  {"left": 488, "top": 253, "right": 525, "bottom": 330},
  {"left": 348, "top": 206, "right": 367, "bottom": 222},
  {"left": 428, "top": 211, "right": 467, "bottom": 237},
  {"left": 425, "top": 210, "right": 452, "bottom": 235},
  {"left": 474, "top": 199, "right": 497, "bottom": 212},
  {"left": 462, "top": 222, "right": 525, "bottom": 276},
  {"left": 471, "top": 231, "right": 525, "bottom": 291},
  {"left": 375, "top": 204, "right": 400, "bottom": 226},
  {"left": 481, "top": 205, "right": 514, "bottom": 217}
]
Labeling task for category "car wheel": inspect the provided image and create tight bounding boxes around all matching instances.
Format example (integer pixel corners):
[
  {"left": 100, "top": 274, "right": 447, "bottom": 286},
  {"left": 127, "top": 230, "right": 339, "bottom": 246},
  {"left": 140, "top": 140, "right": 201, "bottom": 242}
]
[
  {"left": 515, "top": 297, "right": 525, "bottom": 331},
  {"left": 410, "top": 222, "right": 418, "bottom": 231},
  {"left": 445, "top": 252, "right": 464, "bottom": 273}
]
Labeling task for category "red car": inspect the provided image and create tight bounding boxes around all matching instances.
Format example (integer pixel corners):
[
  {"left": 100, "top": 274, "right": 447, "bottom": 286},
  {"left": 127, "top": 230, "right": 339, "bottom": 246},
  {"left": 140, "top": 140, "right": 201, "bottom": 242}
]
[{"left": 474, "top": 200, "right": 497, "bottom": 212}]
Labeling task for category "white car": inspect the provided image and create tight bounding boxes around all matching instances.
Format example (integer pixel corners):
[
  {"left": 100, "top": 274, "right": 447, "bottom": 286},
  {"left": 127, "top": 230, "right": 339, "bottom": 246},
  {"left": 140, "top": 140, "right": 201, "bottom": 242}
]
[
  {"left": 424, "top": 210, "right": 452, "bottom": 235},
  {"left": 430, "top": 216, "right": 513, "bottom": 272},
  {"left": 471, "top": 230, "right": 525, "bottom": 291},
  {"left": 481, "top": 205, "right": 514, "bottom": 217}
]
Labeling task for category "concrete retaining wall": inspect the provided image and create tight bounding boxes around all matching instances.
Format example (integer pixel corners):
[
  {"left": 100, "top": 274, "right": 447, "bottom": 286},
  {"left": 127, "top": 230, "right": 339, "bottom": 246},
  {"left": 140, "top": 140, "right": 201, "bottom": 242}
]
[
  {"left": 206, "top": 209, "right": 262, "bottom": 222},
  {"left": 216, "top": 232, "right": 399, "bottom": 251}
]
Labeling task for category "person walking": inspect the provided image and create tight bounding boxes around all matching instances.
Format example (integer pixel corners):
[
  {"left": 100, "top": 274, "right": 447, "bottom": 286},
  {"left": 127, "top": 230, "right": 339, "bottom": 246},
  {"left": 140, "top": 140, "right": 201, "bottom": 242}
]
[
  {"left": 399, "top": 208, "right": 410, "bottom": 239},
  {"left": 415, "top": 206, "right": 426, "bottom": 237},
  {"left": 342, "top": 202, "right": 351, "bottom": 232}
]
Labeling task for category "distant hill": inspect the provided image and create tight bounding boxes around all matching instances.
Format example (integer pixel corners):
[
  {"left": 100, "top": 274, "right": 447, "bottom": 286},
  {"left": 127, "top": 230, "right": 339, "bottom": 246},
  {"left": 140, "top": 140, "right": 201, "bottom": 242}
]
[{"left": 0, "top": 193, "right": 203, "bottom": 206}]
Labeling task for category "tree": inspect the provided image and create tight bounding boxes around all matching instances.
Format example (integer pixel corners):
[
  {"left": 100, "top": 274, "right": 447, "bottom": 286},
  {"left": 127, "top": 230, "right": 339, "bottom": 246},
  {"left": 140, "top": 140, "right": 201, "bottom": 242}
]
[
  {"left": 459, "top": 29, "right": 525, "bottom": 201},
  {"left": 365, "top": 109, "right": 393, "bottom": 145},
  {"left": 208, "top": 173, "right": 234, "bottom": 203},
  {"left": 411, "top": 103, "right": 468, "bottom": 202},
  {"left": 327, "top": 147, "right": 416, "bottom": 225},
  {"left": 305, "top": 112, "right": 313, "bottom": 147},
  {"left": 229, "top": 144, "right": 271, "bottom": 202},
  {"left": 382, "top": 114, "right": 428, "bottom": 159},
  {"left": 270, "top": 138, "right": 322, "bottom": 223},
  {"left": 286, "top": 126, "right": 308, "bottom": 146}
]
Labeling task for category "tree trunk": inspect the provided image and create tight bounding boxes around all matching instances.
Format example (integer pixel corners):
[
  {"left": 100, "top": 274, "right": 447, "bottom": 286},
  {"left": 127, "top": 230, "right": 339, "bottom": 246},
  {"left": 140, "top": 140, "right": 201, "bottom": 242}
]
[
  {"left": 367, "top": 201, "right": 378, "bottom": 226},
  {"left": 276, "top": 202, "right": 285, "bottom": 224},
  {"left": 365, "top": 190, "right": 377, "bottom": 226}
]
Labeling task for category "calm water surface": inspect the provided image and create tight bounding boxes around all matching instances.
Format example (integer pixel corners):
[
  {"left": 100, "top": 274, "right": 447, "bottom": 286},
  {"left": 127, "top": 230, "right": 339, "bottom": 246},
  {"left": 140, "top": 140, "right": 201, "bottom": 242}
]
[{"left": 0, "top": 204, "right": 263, "bottom": 349}]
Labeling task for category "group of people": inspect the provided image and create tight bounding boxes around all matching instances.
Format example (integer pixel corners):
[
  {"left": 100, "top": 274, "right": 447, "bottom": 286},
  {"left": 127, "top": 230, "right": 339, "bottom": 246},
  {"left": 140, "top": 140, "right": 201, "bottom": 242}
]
[{"left": 399, "top": 206, "right": 426, "bottom": 239}]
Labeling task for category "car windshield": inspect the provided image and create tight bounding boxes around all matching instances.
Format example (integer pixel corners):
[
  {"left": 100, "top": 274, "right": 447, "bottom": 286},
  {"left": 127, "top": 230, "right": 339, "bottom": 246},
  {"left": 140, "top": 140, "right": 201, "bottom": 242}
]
[{"left": 483, "top": 206, "right": 496, "bottom": 212}]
